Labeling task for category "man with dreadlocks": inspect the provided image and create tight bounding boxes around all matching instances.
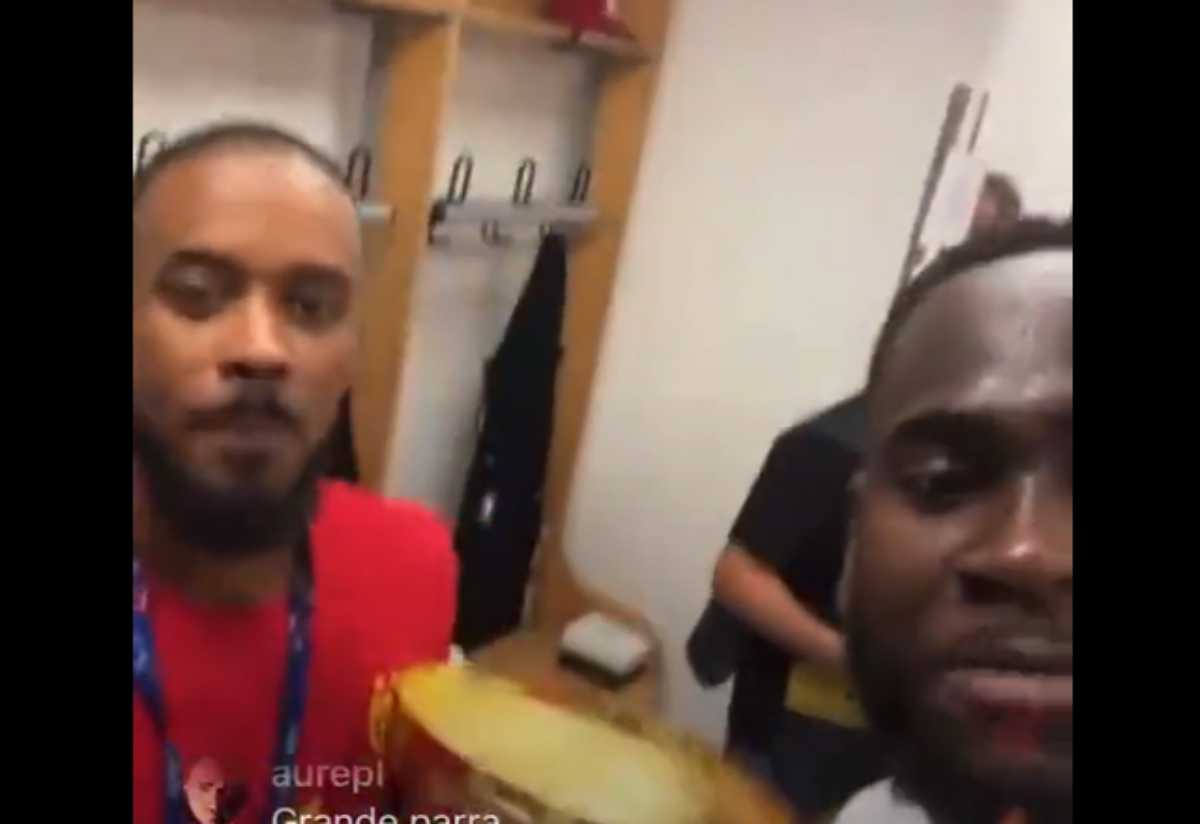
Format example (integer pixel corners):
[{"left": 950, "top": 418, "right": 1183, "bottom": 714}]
[
  {"left": 133, "top": 121, "right": 457, "bottom": 823},
  {"left": 834, "top": 218, "right": 1072, "bottom": 823}
]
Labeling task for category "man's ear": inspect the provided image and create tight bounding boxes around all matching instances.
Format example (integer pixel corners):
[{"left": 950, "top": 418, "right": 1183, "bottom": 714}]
[{"left": 837, "top": 471, "right": 867, "bottom": 617}]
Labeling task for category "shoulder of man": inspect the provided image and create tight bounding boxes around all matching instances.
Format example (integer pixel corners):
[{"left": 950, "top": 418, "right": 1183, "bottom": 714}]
[
  {"left": 802, "top": 392, "right": 868, "bottom": 452},
  {"left": 832, "top": 780, "right": 931, "bottom": 824},
  {"left": 767, "top": 393, "right": 867, "bottom": 470},
  {"left": 313, "top": 480, "right": 454, "bottom": 569},
  {"left": 310, "top": 481, "right": 458, "bottom": 640}
]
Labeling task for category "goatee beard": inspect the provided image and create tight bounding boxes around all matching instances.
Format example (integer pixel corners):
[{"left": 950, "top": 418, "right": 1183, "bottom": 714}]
[{"left": 133, "top": 417, "right": 329, "bottom": 557}]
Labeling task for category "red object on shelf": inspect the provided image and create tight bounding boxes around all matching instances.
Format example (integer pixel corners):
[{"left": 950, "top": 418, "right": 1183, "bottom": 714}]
[{"left": 548, "top": 0, "right": 631, "bottom": 39}]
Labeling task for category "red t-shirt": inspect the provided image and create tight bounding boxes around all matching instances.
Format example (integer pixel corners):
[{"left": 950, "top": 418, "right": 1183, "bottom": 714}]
[{"left": 133, "top": 481, "right": 458, "bottom": 824}]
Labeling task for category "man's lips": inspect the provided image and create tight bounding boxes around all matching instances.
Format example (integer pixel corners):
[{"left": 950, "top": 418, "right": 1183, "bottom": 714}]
[
  {"left": 931, "top": 637, "right": 1073, "bottom": 758},
  {"left": 941, "top": 669, "right": 1073, "bottom": 712},
  {"left": 941, "top": 670, "right": 1073, "bottom": 760},
  {"left": 937, "top": 635, "right": 1072, "bottom": 707},
  {"left": 218, "top": 414, "right": 294, "bottom": 434},
  {"left": 191, "top": 408, "right": 299, "bottom": 441}
]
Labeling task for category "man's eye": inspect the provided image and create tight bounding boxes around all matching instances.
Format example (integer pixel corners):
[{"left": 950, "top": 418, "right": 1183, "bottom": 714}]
[
  {"left": 159, "top": 268, "right": 226, "bottom": 319},
  {"left": 897, "top": 457, "right": 989, "bottom": 513},
  {"left": 286, "top": 295, "right": 323, "bottom": 322},
  {"left": 285, "top": 282, "right": 347, "bottom": 329}
]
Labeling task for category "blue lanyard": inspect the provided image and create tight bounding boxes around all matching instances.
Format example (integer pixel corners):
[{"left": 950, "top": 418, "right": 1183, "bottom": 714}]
[{"left": 133, "top": 546, "right": 314, "bottom": 824}]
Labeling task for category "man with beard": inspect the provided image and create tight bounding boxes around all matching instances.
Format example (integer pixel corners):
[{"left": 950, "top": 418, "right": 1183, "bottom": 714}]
[
  {"left": 133, "top": 122, "right": 457, "bottom": 823},
  {"left": 836, "top": 218, "right": 1072, "bottom": 823}
]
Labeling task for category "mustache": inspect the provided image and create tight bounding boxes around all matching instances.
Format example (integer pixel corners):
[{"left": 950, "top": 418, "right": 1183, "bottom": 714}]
[
  {"left": 185, "top": 382, "right": 300, "bottom": 431},
  {"left": 936, "top": 625, "right": 1073, "bottom": 675}
]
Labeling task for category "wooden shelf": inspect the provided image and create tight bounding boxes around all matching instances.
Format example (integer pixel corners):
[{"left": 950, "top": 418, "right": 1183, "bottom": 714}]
[
  {"left": 462, "top": 6, "right": 652, "bottom": 61},
  {"left": 469, "top": 627, "right": 660, "bottom": 716},
  {"left": 332, "top": 0, "right": 463, "bottom": 18},
  {"left": 463, "top": 4, "right": 564, "bottom": 40},
  {"left": 334, "top": 0, "right": 654, "bottom": 61}
]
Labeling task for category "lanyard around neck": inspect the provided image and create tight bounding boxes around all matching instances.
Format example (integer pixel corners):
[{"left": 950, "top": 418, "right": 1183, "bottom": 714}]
[{"left": 132, "top": 544, "right": 314, "bottom": 824}]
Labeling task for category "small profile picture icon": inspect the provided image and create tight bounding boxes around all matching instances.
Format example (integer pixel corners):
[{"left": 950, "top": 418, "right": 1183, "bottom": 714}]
[{"left": 183, "top": 757, "right": 248, "bottom": 824}]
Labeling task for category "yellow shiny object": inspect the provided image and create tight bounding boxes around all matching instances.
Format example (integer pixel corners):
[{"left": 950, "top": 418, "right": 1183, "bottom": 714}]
[
  {"left": 783, "top": 662, "right": 866, "bottom": 729},
  {"left": 396, "top": 663, "right": 792, "bottom": 824}
]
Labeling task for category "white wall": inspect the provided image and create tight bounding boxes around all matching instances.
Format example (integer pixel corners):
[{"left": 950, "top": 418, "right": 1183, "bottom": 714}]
[
  {"left": 133, "top": 0, "right": 372, "bottom": 161},
  {"left": 974, "top": 0, "right": 1073, "bottom": 214},
  {"left": 561, "top": 0, "right": 1069, "bottom": 745}
]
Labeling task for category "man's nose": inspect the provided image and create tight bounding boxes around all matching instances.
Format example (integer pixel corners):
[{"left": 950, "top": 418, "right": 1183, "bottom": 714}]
[
  {"left": 953, "top": 474, "right": 1072, "bottom": 618},
  {"left": 219, "top": 293, "right": 291, "bottom": 382}
]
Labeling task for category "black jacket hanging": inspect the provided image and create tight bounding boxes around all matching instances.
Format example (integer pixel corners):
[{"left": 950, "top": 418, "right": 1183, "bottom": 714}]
[{"left": 453, "top": 233, "right": 568, "bottom": 650}]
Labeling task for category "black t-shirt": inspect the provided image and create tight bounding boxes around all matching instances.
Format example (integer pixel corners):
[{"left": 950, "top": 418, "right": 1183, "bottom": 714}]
[{"left": 726, "top": 394, "right": 867, "bottom": 748}]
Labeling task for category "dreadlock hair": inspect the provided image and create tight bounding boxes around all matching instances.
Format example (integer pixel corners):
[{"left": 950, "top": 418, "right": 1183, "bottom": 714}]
[
  {"left": 133, "top": 120, "right": 349, "bottom": 208},
  {"left": 867, "top": 217, "right": 1072, "bottom": 398}
]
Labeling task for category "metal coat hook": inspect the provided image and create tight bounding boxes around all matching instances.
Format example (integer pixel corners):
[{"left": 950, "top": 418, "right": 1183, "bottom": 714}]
[
  {"left": 540, "top": 163, "right": 592, "bottom": 238},
  {"left": 428, "top": 202, "right": 448, "bottom": 246},
  {"left": 136, "top": 130, "right": 169, "bottom": 175},
  {"left": 512, "top": 157, "right": 537, "bottom": 206},
  {"left": 429, "top": 154, "right": 475, "bottom": 245},
  {"left": 482, "top": 219, "right": 511, "bottom": 247},
  {"left": 448, "top": 153, "right": 474, "bottom": 204},
  {"left": 345, "top": 145, "right": 372, "bottom": 200},
  {"left": 512, "top": 158, "right": 538, "bottom": 239},
  {"left": 428, "top": 155, "right": 593, "bottom": 247},
  {"left": 569, "top": 162, "right": 592, "bottom": 204}
]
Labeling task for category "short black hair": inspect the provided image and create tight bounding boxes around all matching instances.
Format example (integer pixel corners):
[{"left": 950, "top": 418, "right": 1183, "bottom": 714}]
[
  {"left": 133, "top": 120, "right": 349, "bottom": 207},
  {"left": 868, "top": 217, "right": 1072, "bottom": 394}
]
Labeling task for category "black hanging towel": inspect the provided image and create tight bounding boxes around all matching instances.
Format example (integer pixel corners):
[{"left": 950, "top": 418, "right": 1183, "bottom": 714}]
[{"left": 453, "top": 233, "right": 568, "bottom": 650}]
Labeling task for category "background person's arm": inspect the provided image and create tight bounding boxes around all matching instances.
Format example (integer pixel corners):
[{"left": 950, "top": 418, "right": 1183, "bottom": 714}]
[
  {"left": 713, "top": 542, "right": 844, "bottom": 667},
  {"left": 713, "top": 418, "right": 861, "bottom": 670}
]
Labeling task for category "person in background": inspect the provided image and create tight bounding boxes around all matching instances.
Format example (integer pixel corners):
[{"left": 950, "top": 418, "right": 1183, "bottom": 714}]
[
  {"left": 182, "top": 757, "right": 226, "bottom": 824},
  {"left": 133, "top": 122, "right": 457, "bottom": 823},
  {"left": 970, "top": 172, "right": 1022, "bottom": 239},
  {"left": 707, "top": 392, "right": 888, "bottom": 818},
  {"left": 835, "top": 219, "right": 1072, "bottom": 823},
  {"left": 911, "top": 171, "right": 1023, "bottom": 278}
]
